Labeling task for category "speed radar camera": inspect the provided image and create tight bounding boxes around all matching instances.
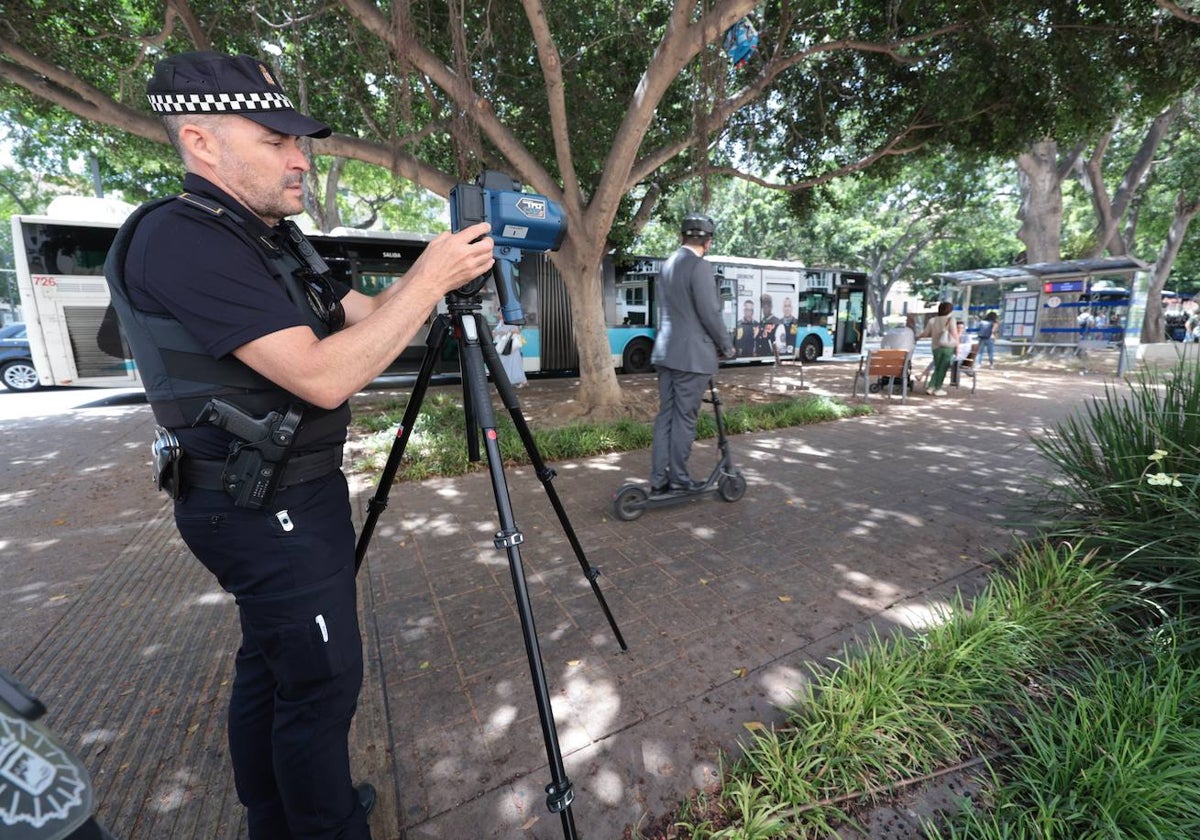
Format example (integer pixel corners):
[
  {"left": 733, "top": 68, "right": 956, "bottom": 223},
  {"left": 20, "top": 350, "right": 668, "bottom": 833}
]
[{"left": 449, "top": 170, "right": 567, "bottom": 324}]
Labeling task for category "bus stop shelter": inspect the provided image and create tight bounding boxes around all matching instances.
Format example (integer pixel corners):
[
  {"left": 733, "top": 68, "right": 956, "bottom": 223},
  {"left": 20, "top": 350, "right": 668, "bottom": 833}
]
[{"left": 935, "top": 256, "right": 1151, "bottom": 375}]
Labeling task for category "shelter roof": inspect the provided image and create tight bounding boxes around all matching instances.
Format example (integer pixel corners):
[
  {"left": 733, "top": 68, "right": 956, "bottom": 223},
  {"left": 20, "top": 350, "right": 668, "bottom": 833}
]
[{"left": 935, "top": 256, "right": 1149, "bottom": 287}]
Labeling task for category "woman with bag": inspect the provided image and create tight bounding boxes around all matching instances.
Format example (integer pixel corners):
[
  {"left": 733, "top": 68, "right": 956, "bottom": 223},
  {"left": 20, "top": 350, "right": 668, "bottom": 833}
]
[{"left": 918, "top": 301, "right": 959, "bottom": 396}]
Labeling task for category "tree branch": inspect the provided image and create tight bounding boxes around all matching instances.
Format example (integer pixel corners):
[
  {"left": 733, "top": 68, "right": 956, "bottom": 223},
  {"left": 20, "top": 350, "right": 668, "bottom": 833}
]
[
  {"left": 522, "top": 0, "right": 581, "bottom": 213},
  {"left": 1155, "top": 0, "right": 1200, "bottom": 23},
  {"left": 0, "top": 36, "right": 165, "bottom": 142},
  {"left": 337, "top": 0, "right": 560, "bottom": 202}
]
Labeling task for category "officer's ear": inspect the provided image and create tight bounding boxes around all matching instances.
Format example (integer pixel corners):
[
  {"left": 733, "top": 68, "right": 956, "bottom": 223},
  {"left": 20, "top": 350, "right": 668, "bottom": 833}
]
[{"left": 177, "top": 119, "right": 223, "bottom": 168}]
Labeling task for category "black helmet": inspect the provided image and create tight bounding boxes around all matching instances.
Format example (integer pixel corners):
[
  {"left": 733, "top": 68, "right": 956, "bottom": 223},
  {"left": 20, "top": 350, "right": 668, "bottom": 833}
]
[{"left": 681, "top": 213, "right": 715, "bottom": 239}]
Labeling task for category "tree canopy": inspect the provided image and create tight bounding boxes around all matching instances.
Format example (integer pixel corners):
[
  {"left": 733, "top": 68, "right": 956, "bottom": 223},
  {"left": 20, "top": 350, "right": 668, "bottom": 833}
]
[{"left": 3, "top": 1, "right": 1199, "bottom": 410}]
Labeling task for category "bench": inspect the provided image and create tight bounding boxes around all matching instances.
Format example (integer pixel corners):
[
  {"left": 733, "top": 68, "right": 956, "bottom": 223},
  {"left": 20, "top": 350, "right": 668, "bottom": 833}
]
[{"left": 851, "top": 348, "right": 912, "bottom": 402}]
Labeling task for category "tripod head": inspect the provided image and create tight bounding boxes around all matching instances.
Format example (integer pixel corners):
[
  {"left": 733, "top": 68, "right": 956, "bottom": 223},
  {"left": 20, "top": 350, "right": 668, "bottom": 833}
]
[{"left": 449, "top": 170, "right": 567, "bottom": 324}]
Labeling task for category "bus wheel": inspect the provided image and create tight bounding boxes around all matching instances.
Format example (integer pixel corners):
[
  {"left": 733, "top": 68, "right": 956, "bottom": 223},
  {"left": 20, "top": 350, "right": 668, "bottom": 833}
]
[
  {"left": 622, "top": 338, "right": 654, "bottom": 374},
  {"left": 798, "top": 336, "right": 822, "bottom": 363}
]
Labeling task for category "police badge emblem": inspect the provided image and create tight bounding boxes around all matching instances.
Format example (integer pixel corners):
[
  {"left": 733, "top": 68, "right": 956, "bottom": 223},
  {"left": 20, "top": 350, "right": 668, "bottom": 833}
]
[{"left": 0, "top": 708, "right": 91, "bottom": 835}]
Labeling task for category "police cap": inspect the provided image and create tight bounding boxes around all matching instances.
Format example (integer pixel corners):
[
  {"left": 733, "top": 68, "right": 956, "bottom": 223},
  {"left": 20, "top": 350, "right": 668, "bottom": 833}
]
[
  {"left": 681, "top": 213, "right": 715, "bottom": 240},
  {"left": 147, "top": 51, "right": 332, "bottom": 139}
]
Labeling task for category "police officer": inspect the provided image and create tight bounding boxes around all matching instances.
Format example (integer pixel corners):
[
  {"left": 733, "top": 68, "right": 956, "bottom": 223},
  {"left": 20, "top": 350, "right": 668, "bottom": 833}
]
[
  {"left": 104, "top": 51, "right": 494, "bottom": 840},
  {"left": 648, "top": 214, "right": 735, "bottom": 494}
]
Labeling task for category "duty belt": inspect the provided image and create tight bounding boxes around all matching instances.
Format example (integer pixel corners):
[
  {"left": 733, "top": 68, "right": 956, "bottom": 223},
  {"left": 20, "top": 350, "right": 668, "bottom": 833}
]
[{"left": 181, "top": 446, "right": 344, "bottom": 493}]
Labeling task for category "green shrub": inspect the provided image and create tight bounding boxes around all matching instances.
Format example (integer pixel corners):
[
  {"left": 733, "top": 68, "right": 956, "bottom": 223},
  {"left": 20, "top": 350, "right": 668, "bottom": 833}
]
[{"left": 1031, "top": 360, "right": 1200, "bottom": 613}]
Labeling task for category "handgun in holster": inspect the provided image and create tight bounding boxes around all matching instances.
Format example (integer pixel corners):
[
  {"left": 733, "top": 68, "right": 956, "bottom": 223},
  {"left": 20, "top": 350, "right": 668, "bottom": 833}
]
[{"left": 194, "top": 398, "right": 304, "bottom": 509}]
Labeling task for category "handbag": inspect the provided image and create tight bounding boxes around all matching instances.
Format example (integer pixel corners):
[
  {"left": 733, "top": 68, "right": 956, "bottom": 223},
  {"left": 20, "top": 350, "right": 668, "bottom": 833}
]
[{"left": 935, "top": 318, "right": 957, "bottom": 348}]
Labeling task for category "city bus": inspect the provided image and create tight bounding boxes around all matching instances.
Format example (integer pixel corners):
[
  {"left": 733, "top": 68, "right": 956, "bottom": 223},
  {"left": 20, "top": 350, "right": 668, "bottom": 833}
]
[
  {"left": 11, "top": 197, "right": 867, "bottom": 389},
  {"left": 614, "top": 254, "right": 867, "bottom": 364}
]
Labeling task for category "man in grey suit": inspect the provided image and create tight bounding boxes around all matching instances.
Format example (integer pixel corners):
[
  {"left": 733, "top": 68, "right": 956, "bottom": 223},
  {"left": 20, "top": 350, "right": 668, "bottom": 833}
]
[{"left": 649, "top": 214, "right": 736, "bottom": 494}]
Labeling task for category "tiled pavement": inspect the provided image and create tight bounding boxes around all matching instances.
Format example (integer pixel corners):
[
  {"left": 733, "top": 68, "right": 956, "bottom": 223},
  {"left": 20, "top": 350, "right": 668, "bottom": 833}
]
[{"left": 2, "top": 359, "right": 1118, "bottom": 839}]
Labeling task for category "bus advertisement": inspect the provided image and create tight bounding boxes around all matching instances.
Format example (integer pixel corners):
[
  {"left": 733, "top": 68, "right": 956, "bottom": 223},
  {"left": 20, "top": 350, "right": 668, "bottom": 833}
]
[
  {"left": 615, "top": 255, "right": 867, "bottom": 364},
  {"left": 11, "top": 199, "right": 867, "bottom": 390}
]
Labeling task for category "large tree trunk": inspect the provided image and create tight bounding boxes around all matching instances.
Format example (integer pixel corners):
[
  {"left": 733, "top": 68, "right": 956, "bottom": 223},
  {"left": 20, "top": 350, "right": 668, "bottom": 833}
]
[
  {"left": 1142, "top": 190, "right": 1200, "bottom": 342},
  {"left": 1016, "top": 140, "right": 1074, "bottom": 263},
  {"left": 552, "top": 239, "right": 625, "bottom": 416}
]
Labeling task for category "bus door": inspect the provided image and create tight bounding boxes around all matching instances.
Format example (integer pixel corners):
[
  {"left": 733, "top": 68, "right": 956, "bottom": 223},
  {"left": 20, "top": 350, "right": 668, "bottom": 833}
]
[
  {"left": 835, "top": 285, "right": 865, "bottom": 354},
  {"left": 715, "top": 271, "right": 738, "bottom": 337},
  {"left": 763, "top": 272, "right": 799, "bottom": 356}
]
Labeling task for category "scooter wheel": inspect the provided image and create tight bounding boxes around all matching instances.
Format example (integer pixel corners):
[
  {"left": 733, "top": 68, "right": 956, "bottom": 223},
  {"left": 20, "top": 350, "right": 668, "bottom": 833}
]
[
  {"left": 718, "top": 472, "right": 747, "bottom": 502},
  {"left": 613, "top": 485, "right": 648, "bottom": 521}
]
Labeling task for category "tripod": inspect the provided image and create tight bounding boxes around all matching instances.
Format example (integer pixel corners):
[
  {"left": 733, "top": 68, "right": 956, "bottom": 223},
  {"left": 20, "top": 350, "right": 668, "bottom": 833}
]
[{"left": 354, "top": 290, "right": 627, "bottom": 840}]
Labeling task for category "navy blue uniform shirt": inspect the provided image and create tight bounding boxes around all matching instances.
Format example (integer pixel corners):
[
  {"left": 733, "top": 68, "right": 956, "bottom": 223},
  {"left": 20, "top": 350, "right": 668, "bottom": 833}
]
[{"left": 124, "top": 173, "right": 351, "bottom": 459}]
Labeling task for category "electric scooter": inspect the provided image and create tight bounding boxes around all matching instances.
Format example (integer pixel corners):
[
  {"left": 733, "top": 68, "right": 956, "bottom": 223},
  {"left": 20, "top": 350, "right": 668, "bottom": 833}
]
[{"left": 612, "top": 379, "right": 747, "bottom": 521}]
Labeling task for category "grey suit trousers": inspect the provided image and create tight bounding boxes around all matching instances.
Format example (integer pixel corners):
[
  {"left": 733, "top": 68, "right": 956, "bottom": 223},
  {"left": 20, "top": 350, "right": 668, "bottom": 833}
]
[{"left": 650, "top": 366, "right": 711, "bottom": 487}]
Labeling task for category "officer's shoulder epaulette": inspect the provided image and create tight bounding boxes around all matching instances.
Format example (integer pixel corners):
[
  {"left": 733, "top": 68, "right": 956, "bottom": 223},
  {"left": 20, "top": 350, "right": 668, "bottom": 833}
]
[{"left": 177, "top": 192, "right": 226, "bottom": 216}]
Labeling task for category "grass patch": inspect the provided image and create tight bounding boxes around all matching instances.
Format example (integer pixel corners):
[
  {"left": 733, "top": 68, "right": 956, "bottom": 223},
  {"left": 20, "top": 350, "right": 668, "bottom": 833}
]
[
  {"left": 930, "top": 637, "right": 1200, "bottom": 839},
  {"left": 670, "top": 542, "right": 1126, "bottom": 838},
  {"left": 349, "top": 392, "right": 865, "bottom": 481}
]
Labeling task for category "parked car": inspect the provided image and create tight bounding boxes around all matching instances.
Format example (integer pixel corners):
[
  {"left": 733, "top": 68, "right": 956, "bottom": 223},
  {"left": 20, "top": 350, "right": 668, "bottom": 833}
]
[{"left": 1, "top": 322, "right": 41, "bottom": 392}]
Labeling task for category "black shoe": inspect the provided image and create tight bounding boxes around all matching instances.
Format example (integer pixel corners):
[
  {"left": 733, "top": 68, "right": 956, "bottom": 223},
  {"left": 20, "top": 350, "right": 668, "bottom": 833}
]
[
  {"left": 356, "top": 782, "right": 377, "bottom": 817},
  {"left": 650, "top": 483, "right": 670, "bottom": 496},
  {"left": 669, "top": 479, "right": 705, "bottom": 493}
]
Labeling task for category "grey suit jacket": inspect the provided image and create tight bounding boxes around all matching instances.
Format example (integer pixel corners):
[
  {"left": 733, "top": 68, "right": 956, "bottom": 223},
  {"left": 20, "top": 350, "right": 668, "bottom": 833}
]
[{"left": 651, "top": 246, "right": 733, "bottom": 374}]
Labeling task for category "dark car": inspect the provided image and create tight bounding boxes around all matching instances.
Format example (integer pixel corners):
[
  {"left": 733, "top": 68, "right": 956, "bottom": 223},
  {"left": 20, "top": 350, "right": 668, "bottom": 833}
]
[{"left": 1, "top": 322, "right": 41, "bottom": 392}]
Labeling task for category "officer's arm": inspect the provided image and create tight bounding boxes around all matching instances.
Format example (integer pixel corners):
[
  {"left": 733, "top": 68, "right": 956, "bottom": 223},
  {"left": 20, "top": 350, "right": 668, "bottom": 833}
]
[{"left": 232, "top": 223, "right": 494, "bottom": 409}]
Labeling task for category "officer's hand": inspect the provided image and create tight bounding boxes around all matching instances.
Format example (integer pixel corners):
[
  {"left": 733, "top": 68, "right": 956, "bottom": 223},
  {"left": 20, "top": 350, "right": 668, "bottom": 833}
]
[
  {"left": 721, "top": 347, "right": 737, "bottom": 360},
  {"left": 416, "top": 222, "right": 495, "bottom": 294}
]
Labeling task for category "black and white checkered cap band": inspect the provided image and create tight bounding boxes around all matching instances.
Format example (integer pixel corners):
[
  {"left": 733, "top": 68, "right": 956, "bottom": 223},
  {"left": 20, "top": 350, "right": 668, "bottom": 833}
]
[{"left": 147, "top": 91, "right": 295, "bottom": 115}]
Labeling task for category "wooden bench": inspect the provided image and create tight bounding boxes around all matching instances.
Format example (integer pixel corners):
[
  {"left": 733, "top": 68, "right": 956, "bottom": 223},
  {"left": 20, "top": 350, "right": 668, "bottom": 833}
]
[{"left": 851, "top": 348, "right": 912, "bottom": 402}]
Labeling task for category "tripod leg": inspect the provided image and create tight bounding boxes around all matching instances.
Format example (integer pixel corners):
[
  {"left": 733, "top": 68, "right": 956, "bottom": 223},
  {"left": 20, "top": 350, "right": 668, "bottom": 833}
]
[
  {"left": 354, "top": 314, "right": 453, "bottom": 573},
  {"left": 457, "top": 312, "right": 579, "bottom": 840},
  {"left": 478, "top": 321, "right": 628, "bottom": 651}
]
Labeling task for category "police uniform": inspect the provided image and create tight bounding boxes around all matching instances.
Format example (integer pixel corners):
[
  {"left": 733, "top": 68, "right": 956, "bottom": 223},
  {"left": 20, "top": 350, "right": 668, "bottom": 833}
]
[{"left": 104, "top": 52, "right": 371, "bottom": 840}]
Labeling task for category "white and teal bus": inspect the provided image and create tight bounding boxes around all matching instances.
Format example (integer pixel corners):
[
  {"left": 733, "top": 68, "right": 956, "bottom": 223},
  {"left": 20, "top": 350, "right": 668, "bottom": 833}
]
[
  {"left": 11, "top": 198, "right": 866, "bottom": 389},
  {"left": 614, "top": 254, "right": 867, "bottom": 365}
]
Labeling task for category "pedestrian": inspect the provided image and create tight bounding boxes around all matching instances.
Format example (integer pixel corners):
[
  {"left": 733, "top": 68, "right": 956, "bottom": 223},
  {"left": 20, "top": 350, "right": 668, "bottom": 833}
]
[
  {"left": 493, "top": 313, "right": 527, "bottom": 386},
  {"left": 880, "top": 314, "right": 918, "bottom": 355},
  {"left": 103, "top": 50, "right": 495, "bottom": 840},
  {"left": 918, "top": 302, "right": 959, "bottom": 396},
  {"left": 649, "top": 213, "right": 735, "bottom": 495},
  {"left": 976, "top": 311, "right": 999, "bottom": 367}
]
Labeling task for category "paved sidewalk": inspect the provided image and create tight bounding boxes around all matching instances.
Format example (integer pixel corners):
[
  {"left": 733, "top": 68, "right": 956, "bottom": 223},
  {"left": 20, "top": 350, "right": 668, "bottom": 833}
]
[{"left": 2, "top": 360, "right": 1118, "bottom": 839}]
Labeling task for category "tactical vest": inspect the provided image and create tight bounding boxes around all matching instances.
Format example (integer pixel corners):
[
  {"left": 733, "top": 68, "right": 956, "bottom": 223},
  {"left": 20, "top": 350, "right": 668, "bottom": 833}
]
[{"left": 103, "top": 193, "right": 348, "bottom": 446}]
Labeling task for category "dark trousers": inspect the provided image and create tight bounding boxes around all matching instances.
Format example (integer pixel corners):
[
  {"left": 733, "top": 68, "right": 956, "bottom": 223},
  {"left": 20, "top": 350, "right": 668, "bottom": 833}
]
[
  {"left": 174, "top": 472, "right": 370, "bottom": 840},
  {"left": 650, "top": 366, "right": 710, "bottom": 487}
]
